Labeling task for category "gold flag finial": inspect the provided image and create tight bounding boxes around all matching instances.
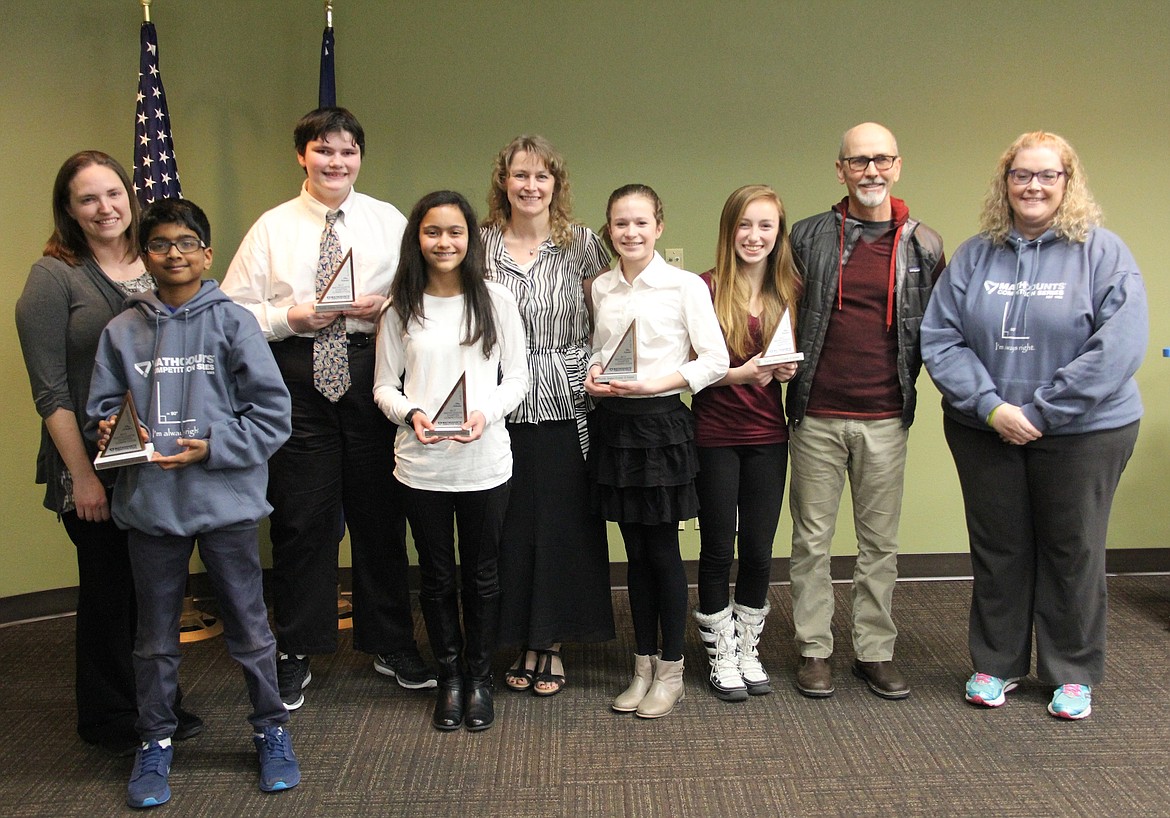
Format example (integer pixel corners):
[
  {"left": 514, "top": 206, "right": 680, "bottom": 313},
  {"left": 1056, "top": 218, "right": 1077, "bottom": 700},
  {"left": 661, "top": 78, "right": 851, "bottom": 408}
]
[
  {"left": 325, "top": 0, "right": 333, "bottom": 28},
  {"left": 141, "top": 0, "right": 152, "bottom": 23}
]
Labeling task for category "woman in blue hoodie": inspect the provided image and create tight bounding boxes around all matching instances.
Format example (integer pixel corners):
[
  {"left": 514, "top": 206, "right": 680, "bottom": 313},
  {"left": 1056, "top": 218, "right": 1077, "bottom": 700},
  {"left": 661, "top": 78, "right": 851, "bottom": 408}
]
[{"left": 921, "top": 132, "right": 1147, "bottom": 721}]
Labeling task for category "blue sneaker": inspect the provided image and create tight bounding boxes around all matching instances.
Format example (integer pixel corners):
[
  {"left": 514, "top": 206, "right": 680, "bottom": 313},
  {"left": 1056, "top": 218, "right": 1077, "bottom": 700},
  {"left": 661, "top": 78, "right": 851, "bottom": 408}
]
[
  {"left": 255, "top": 725, "right": 301, "bottom": 792},
  {"left": 1048, "top": 684, "right": 1092, "bottom": 720},
  {"left": 964, "top": 672, "right": 1019, "bottom": 707},
  {"left": 126, "top": 740, "right": 173, "bottom": 809}
]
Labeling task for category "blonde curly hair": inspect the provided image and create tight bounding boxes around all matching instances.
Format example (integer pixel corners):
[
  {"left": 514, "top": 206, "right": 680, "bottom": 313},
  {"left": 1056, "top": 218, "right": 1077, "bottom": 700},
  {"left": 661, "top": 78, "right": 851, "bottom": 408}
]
[
  {"left": 979, "top": 131, "right": 1102, "bottom": 244},
  {"left": 482, "top": 134, "right": 576, "bottom": 248}
]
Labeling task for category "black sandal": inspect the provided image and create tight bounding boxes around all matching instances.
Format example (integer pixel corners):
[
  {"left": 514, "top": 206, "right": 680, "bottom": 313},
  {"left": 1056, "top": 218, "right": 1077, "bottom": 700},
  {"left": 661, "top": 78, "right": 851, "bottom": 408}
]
[
  {"left": 504, "top": 649, "right": 537, "bottom": 692},
  {"left": 533, "top": 649, "right": 566, "bottom": 697}
]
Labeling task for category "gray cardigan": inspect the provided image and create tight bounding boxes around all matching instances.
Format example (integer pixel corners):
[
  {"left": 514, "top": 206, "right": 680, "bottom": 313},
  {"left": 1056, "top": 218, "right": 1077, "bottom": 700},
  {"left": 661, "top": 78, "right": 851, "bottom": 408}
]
[{"left": 15, "top": 255, "right": 135, "bottom": 512}]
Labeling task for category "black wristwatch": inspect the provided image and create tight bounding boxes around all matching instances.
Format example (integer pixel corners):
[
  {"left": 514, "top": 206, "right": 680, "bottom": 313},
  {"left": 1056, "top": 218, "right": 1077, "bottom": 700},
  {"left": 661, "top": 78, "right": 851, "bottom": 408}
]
[{"left": 404, "top": 407, "right": 424, "bottom": 427}]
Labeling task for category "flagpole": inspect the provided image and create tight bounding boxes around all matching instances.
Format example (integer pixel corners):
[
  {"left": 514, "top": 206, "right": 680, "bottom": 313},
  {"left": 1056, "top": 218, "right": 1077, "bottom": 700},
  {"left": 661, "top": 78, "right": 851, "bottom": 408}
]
[
  {"left": 319, "top": 0, "right": 337, "bottom": 107},
  {"left": 141, "top": 0, "right": 151, "bottom": 23}
]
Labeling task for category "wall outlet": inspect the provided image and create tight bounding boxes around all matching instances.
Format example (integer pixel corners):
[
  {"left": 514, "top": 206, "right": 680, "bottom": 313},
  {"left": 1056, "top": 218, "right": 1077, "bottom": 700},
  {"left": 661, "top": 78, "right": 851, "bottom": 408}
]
[{"left": 664, "top": 248, "right": 684, "bottom": 268}]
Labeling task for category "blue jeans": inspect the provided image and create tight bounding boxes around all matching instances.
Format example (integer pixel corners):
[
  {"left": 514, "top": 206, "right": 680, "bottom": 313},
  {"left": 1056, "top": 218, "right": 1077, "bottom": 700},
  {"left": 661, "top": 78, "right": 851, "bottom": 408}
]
[{"left": 128, "top": 526, "right": 286, "bottom": 740}]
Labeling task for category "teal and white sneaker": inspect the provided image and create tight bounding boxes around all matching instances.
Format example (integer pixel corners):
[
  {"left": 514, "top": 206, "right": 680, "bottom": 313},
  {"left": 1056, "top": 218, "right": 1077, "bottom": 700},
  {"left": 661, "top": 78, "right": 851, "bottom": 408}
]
[
  {"left": 964, "top": 672, "right": 1019, "bottom": 707},
  {"left": 1048, "top": 684, "right": 1092, "bottom": 720}
]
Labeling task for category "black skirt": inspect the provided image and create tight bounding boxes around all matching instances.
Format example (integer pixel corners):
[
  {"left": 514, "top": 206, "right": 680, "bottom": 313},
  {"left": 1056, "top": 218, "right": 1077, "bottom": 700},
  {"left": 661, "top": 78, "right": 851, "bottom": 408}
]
[
  {"left": 587, "top": 395, "right": 700, "bottom": 525},
  {"left": 497, "top": 420, "right": 616, "bottom": 647}
]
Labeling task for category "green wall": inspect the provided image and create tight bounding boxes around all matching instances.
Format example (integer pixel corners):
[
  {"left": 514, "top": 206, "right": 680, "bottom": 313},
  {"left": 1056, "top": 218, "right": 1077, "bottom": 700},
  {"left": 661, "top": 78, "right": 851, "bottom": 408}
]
[{"left": 4, "top": 1, "right": 1169, "bottom": 598}]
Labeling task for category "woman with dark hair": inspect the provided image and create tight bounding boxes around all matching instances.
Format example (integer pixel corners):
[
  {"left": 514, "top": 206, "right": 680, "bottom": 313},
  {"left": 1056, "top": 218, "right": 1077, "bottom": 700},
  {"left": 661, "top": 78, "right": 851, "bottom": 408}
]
[
  {"left": 374, "top": 191, "right": 528, "bottom": 732},
  {"left": 15, "top": 151, "right": 200, "bottom": 754},
  {"left": 481, "top": 135, "right": 615, "bottom": 697},
  {"left": 922, "top": 132, "right": 1147, "bottom": 720},
  {"left": 691, "top": 185, "right": 801, "bottom": 701}
]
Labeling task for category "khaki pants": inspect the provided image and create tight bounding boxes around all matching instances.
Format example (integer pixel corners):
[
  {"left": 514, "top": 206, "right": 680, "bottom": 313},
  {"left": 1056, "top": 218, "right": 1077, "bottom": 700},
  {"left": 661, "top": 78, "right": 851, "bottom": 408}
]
[{"left": 788, "top": 416, "right": 908, "bottom": 661}]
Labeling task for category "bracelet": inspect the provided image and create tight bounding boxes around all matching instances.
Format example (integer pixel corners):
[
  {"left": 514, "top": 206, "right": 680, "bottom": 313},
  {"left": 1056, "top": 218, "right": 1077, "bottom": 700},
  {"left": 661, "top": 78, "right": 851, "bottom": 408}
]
[
  {"left": 986, "top": 404, "right": 1003, "bottom": 426},
  {"left": 404, "top": 407, "right": 423, "bottom": 427}
]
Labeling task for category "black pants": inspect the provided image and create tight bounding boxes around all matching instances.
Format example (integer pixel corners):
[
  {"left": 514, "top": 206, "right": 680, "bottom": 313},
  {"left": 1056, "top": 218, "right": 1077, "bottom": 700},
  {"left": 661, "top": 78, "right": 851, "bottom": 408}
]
[
  {"left": 268, "top": 337, "right": 415, "bottom": 656},
  {"left": 405, "top": 483, "right": 510, "bottom": 606},
  {"left": 620, "top": 522, "right": 688, "bottom": 662},
  {"left": 61, "top": 511, "right": 138, "bottom": 744},
  {"left": 944, "top": 417, "right": 1138, "bottom": 685},
  {"left": 405, "top": 482, "right": 510, "bottom": 679},
  {"left": 695, "top": 442, "right": 788, "bottom": 612}
]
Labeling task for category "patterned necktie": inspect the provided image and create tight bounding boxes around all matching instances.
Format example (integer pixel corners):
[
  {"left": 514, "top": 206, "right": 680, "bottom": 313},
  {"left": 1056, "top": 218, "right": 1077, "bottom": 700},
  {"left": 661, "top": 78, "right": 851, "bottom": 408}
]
[{"left": 313, "top": 210, "right": 350, "bottom": 401}]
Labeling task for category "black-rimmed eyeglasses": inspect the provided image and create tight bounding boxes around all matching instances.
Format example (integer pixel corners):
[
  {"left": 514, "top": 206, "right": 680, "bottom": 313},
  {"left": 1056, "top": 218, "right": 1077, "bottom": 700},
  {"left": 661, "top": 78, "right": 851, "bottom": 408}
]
[
  {"left": 841, "top": 155, "right": 898, "bottom": 172},
  {"left": 145, "top": 237, "right": 205, "bottom": 255},
  {"left": 1006, "top": 169, "right": 1065, "bottom": 186}
]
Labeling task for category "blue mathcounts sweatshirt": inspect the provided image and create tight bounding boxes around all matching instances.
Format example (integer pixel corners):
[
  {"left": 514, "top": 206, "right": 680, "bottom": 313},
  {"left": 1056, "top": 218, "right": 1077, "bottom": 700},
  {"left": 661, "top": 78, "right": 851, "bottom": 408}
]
[
  {"left": 921, "top": 226, "right": 1146, "bottom": 435},
  {"left": 88, "top": 280, "right": 291, "bottom": 536}
]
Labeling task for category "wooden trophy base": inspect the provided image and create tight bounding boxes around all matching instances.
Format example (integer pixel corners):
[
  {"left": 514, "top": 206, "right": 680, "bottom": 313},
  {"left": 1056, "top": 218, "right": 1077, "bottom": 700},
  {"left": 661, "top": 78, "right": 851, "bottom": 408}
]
[
  {"left": 178, "top": 596, "right": 223, "bottom": 643},
  {"left": 338, "top": 587, "right": 353, "bottom": 631}
]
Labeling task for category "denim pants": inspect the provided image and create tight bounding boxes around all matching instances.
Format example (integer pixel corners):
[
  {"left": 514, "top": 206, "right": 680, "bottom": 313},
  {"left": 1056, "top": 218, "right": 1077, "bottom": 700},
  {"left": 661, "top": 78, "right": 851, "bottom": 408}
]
[{"left": 128, "top": 526, "right": 287, "bottom": 740}]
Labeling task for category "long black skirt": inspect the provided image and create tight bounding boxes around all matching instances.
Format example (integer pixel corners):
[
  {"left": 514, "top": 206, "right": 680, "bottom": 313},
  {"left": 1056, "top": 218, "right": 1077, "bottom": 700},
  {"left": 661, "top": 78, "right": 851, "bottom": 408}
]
[
  {"left": 587, "top": 395, "right": 700, "bottom": 525},
  {"left": 497, "top": 420, "right": 616, "bottom": 648}
]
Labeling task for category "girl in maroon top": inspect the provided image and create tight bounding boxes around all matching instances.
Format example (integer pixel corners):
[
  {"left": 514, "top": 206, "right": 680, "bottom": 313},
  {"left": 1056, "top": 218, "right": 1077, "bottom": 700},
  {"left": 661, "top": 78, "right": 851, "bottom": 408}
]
[{"left": 691, "top": 185, "right": 801, "bottom": 700}]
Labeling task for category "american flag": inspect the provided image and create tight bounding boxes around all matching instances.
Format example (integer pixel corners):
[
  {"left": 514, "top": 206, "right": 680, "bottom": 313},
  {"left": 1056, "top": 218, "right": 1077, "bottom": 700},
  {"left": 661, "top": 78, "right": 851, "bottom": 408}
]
[{"left": 133, "top": 21, "right": 182, "bottom": 207}]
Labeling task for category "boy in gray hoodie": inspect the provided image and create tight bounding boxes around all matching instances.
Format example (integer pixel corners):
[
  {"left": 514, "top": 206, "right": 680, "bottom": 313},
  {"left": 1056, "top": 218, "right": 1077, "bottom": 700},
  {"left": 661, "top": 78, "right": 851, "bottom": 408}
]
[{"left": 88, "top": 199, "right": 299, "bottom": 809}]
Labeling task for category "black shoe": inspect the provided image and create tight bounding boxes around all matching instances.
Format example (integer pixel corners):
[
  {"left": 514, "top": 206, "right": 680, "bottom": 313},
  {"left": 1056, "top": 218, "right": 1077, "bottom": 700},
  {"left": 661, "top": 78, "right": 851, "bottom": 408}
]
[
  {"left": 277, "top": 653, "right": 312, "bottom": 710},
  {"left": 374, "top": 648, "right": 438, "bottom": 690},
  {"left": 173, "top": 706, "right": 204, "bottom": 741},
  {"left": 86, "top": 730, "right": 140, "bottom": 757},
  {"left": 852, "top": 660, "right": 910, "bottom": 700},
  {"left": 432, "top": 678, "right": 464, "bottom": 731},
  {"left": 464, "top": 677, "right": 495, "bottom": 732}
]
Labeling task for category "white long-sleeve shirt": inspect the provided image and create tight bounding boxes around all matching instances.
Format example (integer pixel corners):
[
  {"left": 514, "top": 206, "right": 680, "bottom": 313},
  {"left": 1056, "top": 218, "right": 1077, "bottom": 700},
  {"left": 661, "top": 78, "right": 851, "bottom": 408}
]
[
  {"left": 221, "top": 183, "right": 407, "bottom": 339},
  {"left": 589, "top": 252, "right": 728, "bottom": 395},
  {"left": 373, "top": 282, "right": 529, "bottom": 491}
]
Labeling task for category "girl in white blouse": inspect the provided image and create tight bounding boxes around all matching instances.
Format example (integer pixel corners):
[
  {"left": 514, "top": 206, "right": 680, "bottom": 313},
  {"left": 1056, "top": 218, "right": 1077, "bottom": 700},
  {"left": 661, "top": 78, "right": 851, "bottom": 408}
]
[
  {"left": 584, "top": 184, "right": 729, "bottom": 719},
  {"left": 374, "top": 191, "right": 528, "bottom": 733}
]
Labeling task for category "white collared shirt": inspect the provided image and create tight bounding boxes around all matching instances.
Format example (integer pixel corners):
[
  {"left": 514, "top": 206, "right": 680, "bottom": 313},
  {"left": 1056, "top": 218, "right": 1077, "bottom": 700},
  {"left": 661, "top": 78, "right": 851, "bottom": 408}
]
[
  {"left": 222, "top": 183, "right": 407, "bottom": 340},
  {"left": 589, "top": 251, "right": 728, "bottom": 395}
]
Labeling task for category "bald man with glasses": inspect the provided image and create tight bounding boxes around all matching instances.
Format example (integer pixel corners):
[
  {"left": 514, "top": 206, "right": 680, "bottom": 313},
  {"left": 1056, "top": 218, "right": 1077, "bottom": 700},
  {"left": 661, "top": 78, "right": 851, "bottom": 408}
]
[{"left": 785, "top": 122, "right": 945, "bottom": 701}]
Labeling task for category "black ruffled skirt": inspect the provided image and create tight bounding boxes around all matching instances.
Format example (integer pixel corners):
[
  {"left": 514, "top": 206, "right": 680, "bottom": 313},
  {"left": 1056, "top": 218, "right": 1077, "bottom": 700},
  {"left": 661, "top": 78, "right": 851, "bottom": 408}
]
[{"left": 587, "top": 395, "right": 699, "bottom": 525}]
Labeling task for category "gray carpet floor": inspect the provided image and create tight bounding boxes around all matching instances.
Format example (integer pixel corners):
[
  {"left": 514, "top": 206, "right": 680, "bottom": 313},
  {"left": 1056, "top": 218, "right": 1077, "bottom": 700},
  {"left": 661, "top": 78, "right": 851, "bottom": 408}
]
[{"left": 2, "top": 576, "right": 1169, "bottom": 817}]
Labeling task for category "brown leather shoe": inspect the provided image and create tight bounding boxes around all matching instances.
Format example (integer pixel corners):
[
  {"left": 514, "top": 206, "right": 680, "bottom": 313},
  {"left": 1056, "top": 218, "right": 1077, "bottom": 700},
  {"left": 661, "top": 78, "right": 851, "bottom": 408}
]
[
  {"left": 795, "top": 656, "right": 834, "bottom": 698},
  {"left": 852, "top": 660, "right": 910, "bottom": 700}
]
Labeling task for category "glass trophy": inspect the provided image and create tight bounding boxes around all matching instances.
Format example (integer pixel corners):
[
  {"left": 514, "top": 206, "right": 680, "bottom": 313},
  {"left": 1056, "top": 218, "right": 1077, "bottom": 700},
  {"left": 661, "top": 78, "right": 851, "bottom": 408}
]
[
  {"left": 425, "top": 373, "right": 472, "bottom": 438},
  {"left": 93, "top": 391, "right": 155, "bottom": 470},
  {"left": 758, "top": 308, "right": 804, "bottom": 365},
  {"left": 315, "top": 248, "right": 356, "bottom": 312},
  {"left": 595, "top": 322, "right": 638, "bottom": 383}
]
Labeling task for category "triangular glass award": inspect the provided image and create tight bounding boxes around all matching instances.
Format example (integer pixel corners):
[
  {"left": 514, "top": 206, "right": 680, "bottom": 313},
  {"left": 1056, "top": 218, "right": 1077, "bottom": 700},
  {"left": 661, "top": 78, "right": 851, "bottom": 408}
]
[
  {"left": 595, "top": 322, "right": 638, "bottom": 383},
  {"left": 425, "top": 373, "right": 472, "bottom": 438},
  {"left": 315, "top": 248, "right": 357, "bottom": 312},
  {"left": 758, "top": 308, "right": 804, "bottom": 365},
  {"left": 93, "top": 391, "right": 155, "bottom": 470}
]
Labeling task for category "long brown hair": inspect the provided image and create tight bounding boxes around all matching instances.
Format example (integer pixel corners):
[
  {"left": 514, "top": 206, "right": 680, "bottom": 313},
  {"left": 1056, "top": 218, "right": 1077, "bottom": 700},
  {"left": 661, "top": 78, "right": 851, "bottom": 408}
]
[
  {"left": 711, "top": 185, "right": 801, "bottom": 360},
  {"left": 482, "top": 134, "right": 576, "bottom": 248},
  {"left": 44, "top": 151, "right": 140, "bottom": 266}
]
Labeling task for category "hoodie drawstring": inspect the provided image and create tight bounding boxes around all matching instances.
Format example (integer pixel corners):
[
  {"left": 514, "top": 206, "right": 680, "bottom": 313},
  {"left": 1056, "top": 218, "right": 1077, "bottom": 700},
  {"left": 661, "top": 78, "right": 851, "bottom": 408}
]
[{"left": 836, "top": 206, "right": 904, "bottom": 331}]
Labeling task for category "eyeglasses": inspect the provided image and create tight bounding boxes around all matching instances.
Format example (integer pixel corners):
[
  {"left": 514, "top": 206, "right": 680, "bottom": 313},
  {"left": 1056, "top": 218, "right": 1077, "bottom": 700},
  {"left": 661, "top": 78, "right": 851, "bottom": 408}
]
[
  {"left": 1006, "top": 169, "right": 1065, "bottom": 186},
  {"left": 841, "top": 154, "right": 898, "bottom": 172},
  {"left": 145, "top": 237, "right": 205, "bottom": 255}
]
